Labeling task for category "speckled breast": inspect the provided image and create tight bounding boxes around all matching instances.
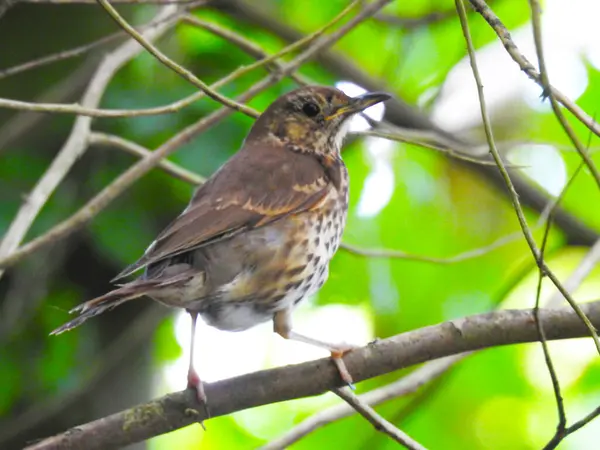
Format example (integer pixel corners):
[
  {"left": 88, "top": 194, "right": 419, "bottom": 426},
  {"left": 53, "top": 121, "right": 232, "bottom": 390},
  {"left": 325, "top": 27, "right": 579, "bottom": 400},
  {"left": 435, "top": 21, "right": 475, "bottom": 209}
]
[{"left": 274, "top": 163, "right": 350, "bottom": 309}]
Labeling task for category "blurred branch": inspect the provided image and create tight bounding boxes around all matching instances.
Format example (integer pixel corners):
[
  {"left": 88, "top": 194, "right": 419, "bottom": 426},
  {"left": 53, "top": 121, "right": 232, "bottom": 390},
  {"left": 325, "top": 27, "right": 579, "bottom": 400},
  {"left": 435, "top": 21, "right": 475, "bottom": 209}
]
[
  {"left": 0, "top": 30, "right": 125, "bottom": 80},
  {"left": 0, "top": 57, "right": 96, "bottom": 152},
  {"left": 455, "top": 0, "right": 600, "bottom": 356},
  {"left": 359, "top": 128, "right": 500, "bottom": 166},
  {"left": 0, "top": 0, "right": 342, "bottom": 119},
  {"left": 373, "top": 10, "right": 453, "bottom": 29},
  {"left": 88, "top": 132, "right": 205, "bottom": 185},
  {"left": 340, "top": 228, "right": 526, "bottom": 263},
  {"left": 332, "top": 387, "right": 427, "bottom": 450},
  {"left": 544, "top": 405, "right": 600, "bottom": 450},
  {"left": 529, "top": 1, "right": 600, "bottom": 447},
  {"left": 0, "top": 0, "right": 394, "bottom": 268},
  {"left": 97, "top": 0, "right": 259, "bottom": 118},
  {"left": 22, "top": 0, "right": 200, "bottom": 3},
  {"left": 528, "top": 0, "right": 600, "bottom": 192},
  {"left": 547, "top": 238, "right": 600, "bottom": 307},
  {"left": 181, "top": 15, "right": 308, "bottom": 86},
  {"left": 0, "top": 0, "right": 208, "bottom": 81},
  {"left": 26, "top": 301, "right": 600, "bottom": 450},
  {"left": 0, "top": 0, "right": 16, "bottom": 20},
  {"left": 263, "top": 354, "right": 466, "bottom": 450},
  {"left": 467, "top": 0, "right": 600, "bottom": 140},
  {"left": 214, "top": 0, "right": 445, "bottom": 133},
  {"left": 0, "top": 305, "right": 167, "bottom": 447},
  {"left": 0, "top": 5, "right": 179, "bottom": 282}
]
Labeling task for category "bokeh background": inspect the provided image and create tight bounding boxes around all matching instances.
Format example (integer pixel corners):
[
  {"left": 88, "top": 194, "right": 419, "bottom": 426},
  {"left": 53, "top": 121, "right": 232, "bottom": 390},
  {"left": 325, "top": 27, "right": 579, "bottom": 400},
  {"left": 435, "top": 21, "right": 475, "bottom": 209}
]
[{"left": 1, "top": 0, "right": 600, "bottom": 449}]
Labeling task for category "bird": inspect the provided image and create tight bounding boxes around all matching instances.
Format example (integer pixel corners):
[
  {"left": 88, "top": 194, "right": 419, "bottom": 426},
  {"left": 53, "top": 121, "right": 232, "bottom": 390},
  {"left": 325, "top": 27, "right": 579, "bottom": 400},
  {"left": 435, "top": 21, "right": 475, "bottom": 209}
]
[{"left": 50, "top": 85, "right": 391, "bottom": 408}]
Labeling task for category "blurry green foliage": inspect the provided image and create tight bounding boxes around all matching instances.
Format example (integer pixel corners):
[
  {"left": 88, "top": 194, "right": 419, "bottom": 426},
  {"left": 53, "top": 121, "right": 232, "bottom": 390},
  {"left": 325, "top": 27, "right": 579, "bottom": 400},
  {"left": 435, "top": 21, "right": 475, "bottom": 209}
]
[{"left": 2, "top": 0, "right": 600, "bottom": 449}]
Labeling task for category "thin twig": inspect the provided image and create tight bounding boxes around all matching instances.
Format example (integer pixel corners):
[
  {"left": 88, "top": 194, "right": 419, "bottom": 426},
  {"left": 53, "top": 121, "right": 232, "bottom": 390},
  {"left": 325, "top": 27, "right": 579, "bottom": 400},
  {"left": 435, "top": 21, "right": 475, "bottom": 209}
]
[
  {"left": 341, "top": 228, "right": 526, "bottom": 263},
  {"left": 0, "top": 0, "right": 345, "bottom": 119},
  {"left": 547, "top": 238, "right": 600, "bottom": 307},
  {"left": 88, "top": 132, "right": 205, "bottom": 185},
  {"left": 455, "top": 0, "right": 600, "bottom": 355},
  {"left": 0, "top": 0, "right": 393, "bottom": 271},
  {"left": 262, "top": 355, "right": 465, "bottom": 450},
  {"left": 332, "top": 387, "right": 427, "bottom": 450},
  {"left": 0, "top": 5, "right": 179, "bottom": 282},
  {"left": 467, "top": 0, "right": 600, "bottom": 140},
  {"left": 358, "top": 128, "right": 499, "bottom": 166},
  {"left": 25, "top": 301, "right": 600, "bottom": 450},
  {"left": 528, "top": 1, "right": 600, "bottom": 446},
  {"left": 23, "top": 0, "right": 197, "bottom": 3},
  {"left": 97, "top": 0, "right": 259, "bottom": 118},
  {"left": 528, "top": 0, "right": 600, "bottom": 192},
  {"left": 181, "top": 14, "right": 308, "bottom": 86},
  {"left": 373, "top": 10, "right": 454, "bottom": 29},
  {"left": 0, "top": 1, "right": 209, "bottom": 81},
  {"left": 0, "top": 306, "right": 166, "bottom": 447}
]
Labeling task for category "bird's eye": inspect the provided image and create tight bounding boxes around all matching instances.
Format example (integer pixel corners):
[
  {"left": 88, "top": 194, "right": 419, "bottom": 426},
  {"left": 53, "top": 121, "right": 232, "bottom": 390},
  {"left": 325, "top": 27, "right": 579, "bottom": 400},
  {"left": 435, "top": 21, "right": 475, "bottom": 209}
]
[{"left": 302, "top": 102, "right": 320, "bottom": 117}]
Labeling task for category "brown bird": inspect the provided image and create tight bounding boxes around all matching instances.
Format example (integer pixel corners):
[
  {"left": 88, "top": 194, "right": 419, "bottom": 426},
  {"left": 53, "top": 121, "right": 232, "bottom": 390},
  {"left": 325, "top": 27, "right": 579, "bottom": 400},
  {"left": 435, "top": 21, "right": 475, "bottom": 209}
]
[{"left": 51, "top": 85, "right": 390, "bottom": 406}]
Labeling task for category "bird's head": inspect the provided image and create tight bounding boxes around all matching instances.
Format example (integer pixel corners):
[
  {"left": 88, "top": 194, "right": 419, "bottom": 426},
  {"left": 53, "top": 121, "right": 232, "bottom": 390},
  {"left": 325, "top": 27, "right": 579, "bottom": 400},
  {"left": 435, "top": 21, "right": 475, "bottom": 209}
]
[{"left": 248, "top": 86, "right": 391, "bottom": 156}]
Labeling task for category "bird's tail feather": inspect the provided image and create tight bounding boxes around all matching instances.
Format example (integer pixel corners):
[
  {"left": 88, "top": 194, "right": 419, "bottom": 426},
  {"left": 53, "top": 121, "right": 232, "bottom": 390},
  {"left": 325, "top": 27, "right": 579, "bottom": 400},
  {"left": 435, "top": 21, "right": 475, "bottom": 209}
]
[{"left": 50, "top": 283, "right": 152, "bottom": 335}]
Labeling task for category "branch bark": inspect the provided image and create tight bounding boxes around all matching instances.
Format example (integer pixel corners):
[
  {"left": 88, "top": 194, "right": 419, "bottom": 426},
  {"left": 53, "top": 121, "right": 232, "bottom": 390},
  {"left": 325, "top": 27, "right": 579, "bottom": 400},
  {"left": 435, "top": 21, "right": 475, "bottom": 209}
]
[{"left": 26, "top": 301, "right": 600, "bottom": 450}]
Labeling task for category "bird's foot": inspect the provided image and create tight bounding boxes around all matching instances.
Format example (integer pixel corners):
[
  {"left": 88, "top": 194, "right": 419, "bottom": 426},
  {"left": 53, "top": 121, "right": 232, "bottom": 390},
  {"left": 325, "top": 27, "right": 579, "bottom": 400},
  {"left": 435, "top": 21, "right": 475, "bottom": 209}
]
[
  {"left": 187, "top": 369, "right": 210, "bottom": 427},
  {"left": 330, "top": 343, "right": 359, "bottom": 390}
]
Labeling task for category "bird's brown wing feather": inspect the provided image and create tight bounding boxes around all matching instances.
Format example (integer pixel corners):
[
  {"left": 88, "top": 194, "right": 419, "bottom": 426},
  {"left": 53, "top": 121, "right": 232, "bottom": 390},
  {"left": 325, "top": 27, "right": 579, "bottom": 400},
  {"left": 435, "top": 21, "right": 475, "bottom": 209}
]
[{"left": 113, "top": 143, "right": 332, "bottom": 280}]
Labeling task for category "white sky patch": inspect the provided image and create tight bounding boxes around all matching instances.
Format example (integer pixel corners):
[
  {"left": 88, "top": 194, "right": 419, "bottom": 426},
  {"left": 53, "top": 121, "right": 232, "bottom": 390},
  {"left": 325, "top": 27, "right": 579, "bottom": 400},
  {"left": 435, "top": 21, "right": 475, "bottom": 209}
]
[
  {"left": 335, "top": 80, "right": 385, "bottom": 132},
  {"left": 507, "top": 144, "right": 567, "bottom": 197},
  {"left": 335, "top": 80, "right": 396, "bottom": 218},
  {"left": 522, "top": 339, "right": 597, "bottom": 394},
  {"left": 356, "top": 152, "right": 395, "bottom": 218},
  {"left": 161, "top": 303, "right": 373, "bottom": 392},
  {"left": 432, "top": 0, "right": 595, "bottom": 131}
]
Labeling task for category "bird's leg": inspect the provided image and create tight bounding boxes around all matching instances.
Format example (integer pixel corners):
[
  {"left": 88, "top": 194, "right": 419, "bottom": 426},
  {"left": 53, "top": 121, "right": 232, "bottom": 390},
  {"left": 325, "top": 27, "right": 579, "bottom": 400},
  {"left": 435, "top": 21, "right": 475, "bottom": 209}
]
[
  {"left": 186, "top": 310, "right": 210, "bottom": 420},
  {"left": 273, "top": 309, "right": 357, "bottom": 387}
]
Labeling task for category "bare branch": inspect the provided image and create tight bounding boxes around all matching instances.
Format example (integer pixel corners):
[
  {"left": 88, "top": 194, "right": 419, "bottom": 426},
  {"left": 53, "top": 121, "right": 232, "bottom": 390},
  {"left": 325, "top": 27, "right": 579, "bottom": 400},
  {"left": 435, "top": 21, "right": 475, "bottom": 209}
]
[
  {"left": 88, "top": 132, "right": 205, "bottom": 185},
  {"left": 0, "top": 0, "right": 208, "bottom": 80},
  {"left": 0, "top": 5, "right": 179, "bottom": 281},
  {"left": 97, "top": 0, "right": 259, "bottom": 118},
  {"left": 467, "top": 0, "right": 600, "bottom": 140},
  {"left": 455, "top": 0, "right": 600, "bottom": 355},
  {"left": 263, "top": 355, "right": 466, "bottom": 450},
  {"left": 0, "top": 306, "right": 167, "bottom": 447},
  {"left": 332, "top": 387, "right": 427, "bottom": 450},
  {"left": 340, "top": 228, "right": 526, "bottom": 263},
  {"left": 358, "top": 128, "right": 500, "bottom": 166},
  {"left": 22, "top": 0, "right": 198, "bottom": 3},
  {"left": 25, "top": 301, "right": 600, "bottom": 450}
]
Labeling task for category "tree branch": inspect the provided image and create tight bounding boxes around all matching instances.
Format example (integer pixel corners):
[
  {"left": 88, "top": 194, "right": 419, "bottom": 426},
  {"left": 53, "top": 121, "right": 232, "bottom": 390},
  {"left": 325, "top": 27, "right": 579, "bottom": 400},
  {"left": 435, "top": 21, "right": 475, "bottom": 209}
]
[
  {"left": 262, "top": 354, "right": 466, "bottom": 450},
  {"left": 25, "top": 301, "right": 600, "bottom": 450},
  {"left": 467, "top": 0, "right": 600, "bottom": 140},
  {"left": 332, "top": 387, "right": 427, "bottom": 450},
  {"left": 0, "top": 4, "right": 179, "bottom": 281}
]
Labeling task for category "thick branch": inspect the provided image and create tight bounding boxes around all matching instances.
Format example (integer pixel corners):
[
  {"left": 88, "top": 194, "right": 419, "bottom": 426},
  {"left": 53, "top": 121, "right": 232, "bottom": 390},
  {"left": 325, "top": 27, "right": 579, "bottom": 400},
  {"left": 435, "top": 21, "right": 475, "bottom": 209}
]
[{"left": 27, "top": 301, "right": 600, "bottom": 450}]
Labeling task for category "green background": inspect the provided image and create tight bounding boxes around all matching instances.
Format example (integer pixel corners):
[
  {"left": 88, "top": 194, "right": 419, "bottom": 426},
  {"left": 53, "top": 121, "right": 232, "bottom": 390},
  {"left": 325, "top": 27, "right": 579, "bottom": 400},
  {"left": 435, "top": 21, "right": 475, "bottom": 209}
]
[{"left": 1, "top": 0, "right": 599, "bottom": 449}]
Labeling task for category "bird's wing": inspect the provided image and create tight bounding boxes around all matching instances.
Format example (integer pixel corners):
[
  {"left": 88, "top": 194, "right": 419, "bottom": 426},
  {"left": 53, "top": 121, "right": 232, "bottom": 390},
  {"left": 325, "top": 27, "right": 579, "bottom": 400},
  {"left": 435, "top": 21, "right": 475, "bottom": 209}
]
[{"left": 113, "top": 144, "right": 336, "bottom": 281}]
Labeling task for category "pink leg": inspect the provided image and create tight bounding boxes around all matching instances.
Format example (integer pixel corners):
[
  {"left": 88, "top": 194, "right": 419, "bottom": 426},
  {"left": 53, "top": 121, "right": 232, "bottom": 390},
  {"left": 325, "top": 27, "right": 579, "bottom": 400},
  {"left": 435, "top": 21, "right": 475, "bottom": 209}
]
[
  {"left": 273, "top": 309, "right": 358, "bottom": 386},
  {"left": 186, "top": 310, "right": 209, "bottom": 417}
]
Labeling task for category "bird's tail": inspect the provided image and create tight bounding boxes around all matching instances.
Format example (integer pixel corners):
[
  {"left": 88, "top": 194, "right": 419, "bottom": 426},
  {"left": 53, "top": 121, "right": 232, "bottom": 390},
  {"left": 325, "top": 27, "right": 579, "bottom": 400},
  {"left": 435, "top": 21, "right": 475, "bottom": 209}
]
[{"left": 50, "top": 283, "right": 152, "bottom": 335}]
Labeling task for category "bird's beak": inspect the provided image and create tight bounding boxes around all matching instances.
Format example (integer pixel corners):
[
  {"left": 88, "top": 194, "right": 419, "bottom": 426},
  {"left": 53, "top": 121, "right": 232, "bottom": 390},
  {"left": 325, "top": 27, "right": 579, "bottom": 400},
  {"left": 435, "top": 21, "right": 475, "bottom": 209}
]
[{"left": 325, "top": 91, "right": 392, "bottom": 121}]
